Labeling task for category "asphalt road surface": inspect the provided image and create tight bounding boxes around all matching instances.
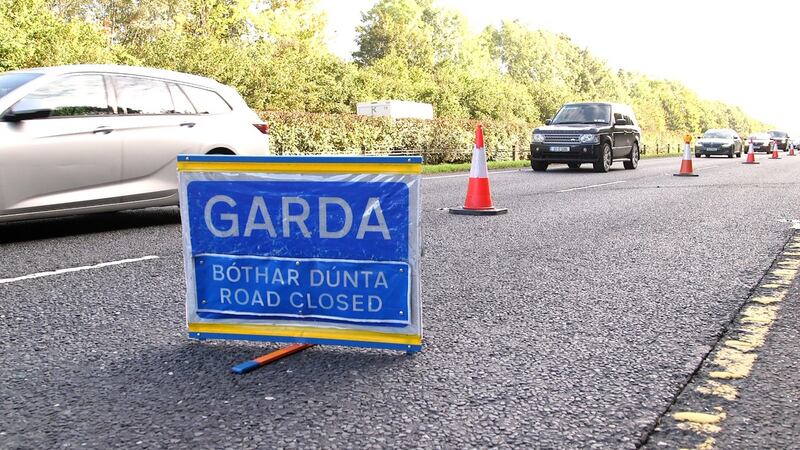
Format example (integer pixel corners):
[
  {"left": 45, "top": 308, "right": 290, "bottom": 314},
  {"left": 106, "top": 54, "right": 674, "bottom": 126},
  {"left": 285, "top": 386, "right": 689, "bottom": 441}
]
[{"left": 2, "top": 153, "right": 799, "bottom": 449}]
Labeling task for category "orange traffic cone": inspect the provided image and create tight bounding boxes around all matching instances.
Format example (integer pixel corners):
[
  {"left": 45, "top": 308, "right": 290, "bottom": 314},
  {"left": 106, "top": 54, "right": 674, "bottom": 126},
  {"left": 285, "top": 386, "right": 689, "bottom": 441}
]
[
  {"left": 449, "top": 124, "right": 508, "bottom": 216},
  {"left": 742, "top": 138, "right": 760, "bottom": 164},
  {"left": 674, "top": 134, "right": 699, "bottom": 177},
  {"left": 789, "top": 144, "right": 796, "bottom": 156},
  {"left": 770, "top": 141, "right": 781, "bottom": 159}
]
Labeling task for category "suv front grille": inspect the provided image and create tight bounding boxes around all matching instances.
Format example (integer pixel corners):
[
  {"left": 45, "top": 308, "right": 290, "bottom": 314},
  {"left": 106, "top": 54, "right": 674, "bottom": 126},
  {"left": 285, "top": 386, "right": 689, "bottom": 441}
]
[{"left": 543, "top": 134, "right": 581, "bottom": 144}]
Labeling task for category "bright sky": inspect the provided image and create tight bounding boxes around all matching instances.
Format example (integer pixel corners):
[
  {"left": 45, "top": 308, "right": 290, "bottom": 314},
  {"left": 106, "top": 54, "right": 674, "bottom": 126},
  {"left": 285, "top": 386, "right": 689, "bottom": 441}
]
[{"left": 317, "top": 0, "right": 800, "bottom": 134}]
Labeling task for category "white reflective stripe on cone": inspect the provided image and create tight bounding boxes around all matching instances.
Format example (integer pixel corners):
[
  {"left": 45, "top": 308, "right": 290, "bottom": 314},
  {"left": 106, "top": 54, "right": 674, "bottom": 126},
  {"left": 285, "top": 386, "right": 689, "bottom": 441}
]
[
  {"left": 469, "top": 147, "right": 489, "bottom": 178},
  {"left": 683, "top": 143, "right": 692, "bottom": 160}
]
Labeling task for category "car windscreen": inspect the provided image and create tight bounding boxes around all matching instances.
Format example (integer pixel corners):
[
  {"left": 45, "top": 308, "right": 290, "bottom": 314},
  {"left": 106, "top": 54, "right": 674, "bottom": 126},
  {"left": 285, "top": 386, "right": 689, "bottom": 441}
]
[
  {"left": 703, "top": 131, "right": 732, "bottom": 139},
  {"left": 0, "top": 73, "right": 42, "bottom": 99},
  {"left": 750, "top": 133, "right": 770, "bottom": 140},
  {"left": 769, "top": 131, "right": 787, "bottom": 138},
  {"left": 552, "top": 104, "right": 611, "bottom": 125}
]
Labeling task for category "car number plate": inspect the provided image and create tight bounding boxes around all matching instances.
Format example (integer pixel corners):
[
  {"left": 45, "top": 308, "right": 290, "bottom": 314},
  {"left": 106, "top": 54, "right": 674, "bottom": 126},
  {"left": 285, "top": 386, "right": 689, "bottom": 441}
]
[{"left": 550, "top": 146, "right": 570, "bottom": 152}]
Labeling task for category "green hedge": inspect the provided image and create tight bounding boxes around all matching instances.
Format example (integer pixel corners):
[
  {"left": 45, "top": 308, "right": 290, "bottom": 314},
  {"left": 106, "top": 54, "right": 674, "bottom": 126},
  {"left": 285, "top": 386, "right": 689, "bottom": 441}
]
[
  {"left": 260, "top": 111, "right": 689, "bottom": 163},
  {"left": 260, "top": 111, "right": 532, "bottom": 164}
]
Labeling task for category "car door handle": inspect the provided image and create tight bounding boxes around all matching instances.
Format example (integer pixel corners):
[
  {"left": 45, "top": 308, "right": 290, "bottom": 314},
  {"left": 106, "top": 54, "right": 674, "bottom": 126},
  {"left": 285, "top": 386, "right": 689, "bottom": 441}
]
[
  {"left": 180, "top": 122, "right": 196, "bottom": 128},
  {"left": 93, "top": 127, "right": 113, "bottom": 135}
]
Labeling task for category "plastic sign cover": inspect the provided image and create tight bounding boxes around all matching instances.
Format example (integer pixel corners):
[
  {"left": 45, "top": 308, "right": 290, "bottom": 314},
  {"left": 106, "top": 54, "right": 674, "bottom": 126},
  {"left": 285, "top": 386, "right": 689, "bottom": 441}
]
[{"left": 177, "top": 155, "right": 423, "bottom": 352}]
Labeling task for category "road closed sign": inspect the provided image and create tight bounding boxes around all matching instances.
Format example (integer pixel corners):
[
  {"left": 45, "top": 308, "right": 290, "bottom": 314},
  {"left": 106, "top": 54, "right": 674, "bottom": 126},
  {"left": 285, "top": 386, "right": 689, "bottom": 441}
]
[{"left": 177, "top": 155, "right": 423, "bottom": 352}]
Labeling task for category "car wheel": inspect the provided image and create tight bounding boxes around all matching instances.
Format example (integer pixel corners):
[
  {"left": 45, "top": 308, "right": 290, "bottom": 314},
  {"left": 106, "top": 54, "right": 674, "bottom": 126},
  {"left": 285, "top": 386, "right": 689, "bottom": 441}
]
[
  {"left": 593, "top": 143, "right": 612, "bottom": 173},
  {"left": 531, "top": 161, "right": 548, "bottom": 172},
  {"left": 695, "top": 153, "right": 701, "bottom": 158},
  {"left": 728, "top": 148, "right": 734, "bottom": 158},
  {"left": 736, "top": 151, "right": 742, "bottom": 158},
  {"left": 624, "top": 142, "right": 639, "bottom": 170},
  {"left": 567, "top": 163, "right": 581, "bottom": 169}
]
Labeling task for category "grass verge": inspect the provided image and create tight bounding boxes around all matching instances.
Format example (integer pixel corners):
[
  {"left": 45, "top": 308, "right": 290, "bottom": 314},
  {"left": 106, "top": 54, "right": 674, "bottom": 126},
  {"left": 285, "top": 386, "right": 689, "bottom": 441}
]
[
  {"left": 422, "top": 160, "right": 530, "bottom": 174},
  {"left": 422, "top": 153, "right": 681, "bottom": 174}
]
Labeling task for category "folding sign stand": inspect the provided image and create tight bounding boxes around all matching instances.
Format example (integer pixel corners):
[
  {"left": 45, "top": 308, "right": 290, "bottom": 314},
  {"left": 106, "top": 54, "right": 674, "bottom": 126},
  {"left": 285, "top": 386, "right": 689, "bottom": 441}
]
[
  {"left": 178, "top": 155, "right": 424, "bottom": 374},
  {"left": 231, "top": 343, "right": 314, "bottom": 374}
]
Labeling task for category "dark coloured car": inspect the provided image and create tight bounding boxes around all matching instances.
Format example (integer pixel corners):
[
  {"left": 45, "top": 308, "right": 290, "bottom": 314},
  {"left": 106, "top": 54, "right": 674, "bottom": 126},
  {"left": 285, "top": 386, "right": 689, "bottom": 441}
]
[
  {"left": 768, "top": 130, "right": 791, "bottom": 151},
  {"left": 530, "top": 102, "right": 641, "bottom": 173},
  {"left": 694, "top": 129, "right": 742, "bottom": 158}
]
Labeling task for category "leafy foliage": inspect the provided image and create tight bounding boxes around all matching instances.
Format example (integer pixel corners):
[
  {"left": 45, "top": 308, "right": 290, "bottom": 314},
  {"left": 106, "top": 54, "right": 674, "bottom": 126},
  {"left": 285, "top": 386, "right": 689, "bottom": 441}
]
[{"left": 1, "top": 0, "right": 773, "bottom": 160}]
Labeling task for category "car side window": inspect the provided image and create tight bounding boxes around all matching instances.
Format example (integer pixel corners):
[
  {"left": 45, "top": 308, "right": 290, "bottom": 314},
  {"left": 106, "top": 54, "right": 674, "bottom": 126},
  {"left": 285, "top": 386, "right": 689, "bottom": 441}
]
[
  {"left": 168, "top": 84, "right": 196, "bottom": 114},
  {"left": 114, "top": 76, "right": 173, "bottom": 115},
  {"left": 13, "top": 74, "right": 110, "bottom": 118},
  {"left": 182, "top": 85, "right": 232, "bottom": 114},
  {"left": 623, "top": 115, "right": 632, "bottom": 125}
]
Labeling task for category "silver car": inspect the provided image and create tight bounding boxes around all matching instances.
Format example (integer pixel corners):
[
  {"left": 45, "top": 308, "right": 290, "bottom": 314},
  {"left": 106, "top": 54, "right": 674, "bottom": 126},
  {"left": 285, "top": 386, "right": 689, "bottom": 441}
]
[{"left": 0, "top": 65, "right": 269, "bottom": 223}]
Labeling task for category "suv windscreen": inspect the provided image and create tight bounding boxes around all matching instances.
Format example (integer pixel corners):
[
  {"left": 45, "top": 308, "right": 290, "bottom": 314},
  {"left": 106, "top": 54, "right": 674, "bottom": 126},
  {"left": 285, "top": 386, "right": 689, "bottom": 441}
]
[
  {"left": 769, "top": 131, "right": 787, "bottom": 138},
  {"left": 703, "top": 131, "right": 732, "bottom": 139},
  {"left": 0, "top": 73, "right": 42, "bottom": 100},
  {"left": 552, "top": 104, "right": 611, "bottom": 125}
]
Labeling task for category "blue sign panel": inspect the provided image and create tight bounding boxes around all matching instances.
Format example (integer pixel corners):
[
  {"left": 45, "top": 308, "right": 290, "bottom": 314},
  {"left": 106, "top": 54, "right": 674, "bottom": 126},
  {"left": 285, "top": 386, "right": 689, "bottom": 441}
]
[
  {"left": 187, "top": 180, "right": 409, "bottom": 261},
  {"left": 194, "top": 254, "right": 410, "bottom": 325},
  {"left": 178, "top": 155, "right": 423, "bottom": 352}
]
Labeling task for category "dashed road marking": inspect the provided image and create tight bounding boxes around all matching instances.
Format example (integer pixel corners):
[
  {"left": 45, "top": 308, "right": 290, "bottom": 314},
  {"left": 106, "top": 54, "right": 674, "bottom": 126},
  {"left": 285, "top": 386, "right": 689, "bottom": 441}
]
[
  {"left": 556, "top": 180, "right": 627, "bottom": 193},
  {"left": 0, "top": 255, "right": 160, "bottom": 285}
]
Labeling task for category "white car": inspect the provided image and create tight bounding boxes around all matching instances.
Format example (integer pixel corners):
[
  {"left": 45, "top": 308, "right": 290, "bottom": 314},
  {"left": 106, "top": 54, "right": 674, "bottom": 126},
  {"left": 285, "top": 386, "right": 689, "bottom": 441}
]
[{"left": 0, "top": 64, "right": 269, "bottom": 223}]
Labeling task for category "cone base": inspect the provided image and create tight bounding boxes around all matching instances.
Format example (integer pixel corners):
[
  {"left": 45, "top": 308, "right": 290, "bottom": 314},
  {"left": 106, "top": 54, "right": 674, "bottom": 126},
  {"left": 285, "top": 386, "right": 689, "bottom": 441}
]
[
  {"left": 741, "top": 161, "right": 760, "bottom": 165},
  {"left": 449, "top": 206, "right": 508, "bottom": 216},
  {"left": 673, "top": 173, "right": 699, "bottom": 177}
]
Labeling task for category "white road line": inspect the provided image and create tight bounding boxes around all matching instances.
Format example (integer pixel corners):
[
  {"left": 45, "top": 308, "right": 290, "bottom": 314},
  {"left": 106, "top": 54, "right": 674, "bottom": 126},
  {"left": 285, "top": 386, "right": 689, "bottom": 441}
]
[
  {"left": 556, "top": 180, "right": 627, "bottom": 193},
  {"left": 0, "top": 255, "right": 160, "bottom": 285},
  {"left": 425, "top": 169, "right": 520, "bottom": 180}
]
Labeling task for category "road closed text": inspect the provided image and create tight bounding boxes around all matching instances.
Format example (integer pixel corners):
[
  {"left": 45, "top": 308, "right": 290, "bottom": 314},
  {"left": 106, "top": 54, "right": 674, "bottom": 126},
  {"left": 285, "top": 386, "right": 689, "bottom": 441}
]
[{"left": 194, "top": 255, "right": 410, "bottom": 325}]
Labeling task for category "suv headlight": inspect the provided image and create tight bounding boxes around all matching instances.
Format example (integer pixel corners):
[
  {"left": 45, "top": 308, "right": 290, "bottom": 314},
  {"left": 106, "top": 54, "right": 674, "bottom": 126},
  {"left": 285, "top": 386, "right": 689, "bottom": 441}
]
[
  {"left": 695, "top": 142, "right": 704, "bottom": 147},
  {"left": 721, "top": 143, "right": 733, "bottom": 148},
  {"left": 532, "top": 133, "right": 545, "bottom": 143},
  {"left": 579, "top": 134, "right": 599, "bottom": 144}
]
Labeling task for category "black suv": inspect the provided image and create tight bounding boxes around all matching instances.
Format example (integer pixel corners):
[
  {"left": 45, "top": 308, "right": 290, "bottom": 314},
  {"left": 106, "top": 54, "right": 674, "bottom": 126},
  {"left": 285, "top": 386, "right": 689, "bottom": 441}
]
[{"left": 530, "top": 102, "right": 641, "bottom": 172}]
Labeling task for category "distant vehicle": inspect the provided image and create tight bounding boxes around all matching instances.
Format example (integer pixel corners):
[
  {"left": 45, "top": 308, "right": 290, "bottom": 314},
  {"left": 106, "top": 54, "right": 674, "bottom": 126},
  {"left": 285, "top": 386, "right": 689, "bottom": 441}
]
[
  {"left": 768, "top": 130, "right": 791, "bottom": 151},
  {"left": 694, "top": 129, "right": 743, "bottom": 158},
  {"left": 0, "top": 64, "right": 269, "bottom": 223},
  {"left": 747, "top": 132, "right": 773, "bottom": 153},
  {"left": 530, "top": 102, "right": 641, "bottom": 173}
]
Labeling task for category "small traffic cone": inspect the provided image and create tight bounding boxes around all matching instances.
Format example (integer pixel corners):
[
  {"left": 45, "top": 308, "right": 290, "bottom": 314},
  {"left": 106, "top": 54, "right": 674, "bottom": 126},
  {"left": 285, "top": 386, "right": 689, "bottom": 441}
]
[
  {"left": 770, "top": 141, "right": 781, "bottom": 159},
  {"left": 674, "top": 134, "right": 699, "bottom": 177},
  {"left": 789, "top": 144, "right": 796, "bottom": 156},
  {"left": 742, "top": 138, "right": 760, "bottom": 164},
  {"left": 449, "top": 124, "right": 508, "bottom": 216}
]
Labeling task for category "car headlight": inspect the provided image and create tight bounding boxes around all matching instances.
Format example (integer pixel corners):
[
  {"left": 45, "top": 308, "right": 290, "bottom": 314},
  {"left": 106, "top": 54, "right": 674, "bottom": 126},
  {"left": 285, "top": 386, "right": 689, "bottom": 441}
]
[
  {"left": 721, "top": 143, "right": 732, "bottom": 148},
  {"left": 695, "top": 143, "right": 704, "bottom": 147},
  {"left": 579, "top": 134, "right": 599, "bottom": 144},
  {"left": 532, "top": 133, "right": 545, "bottom": 143}
]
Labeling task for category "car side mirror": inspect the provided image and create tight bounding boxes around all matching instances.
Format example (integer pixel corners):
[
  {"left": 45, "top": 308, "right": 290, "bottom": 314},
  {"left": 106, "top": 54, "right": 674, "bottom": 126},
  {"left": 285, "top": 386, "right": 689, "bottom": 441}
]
[
  {"left": 544, "top": 119, "right": 552, "bottom": 125},
  {"left": 1, "top": 108, "right": 50, "bottom": 122},
  {"left": 614, "top": 118, "right": 627, "bottom": 126}
]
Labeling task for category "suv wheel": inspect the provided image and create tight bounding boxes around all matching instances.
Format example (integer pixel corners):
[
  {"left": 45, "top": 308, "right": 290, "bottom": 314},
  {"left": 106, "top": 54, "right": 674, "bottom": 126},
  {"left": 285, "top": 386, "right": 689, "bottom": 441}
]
[
  {"left": 594, "top": 143, "right": 612, "bottom": 173},
  {"left": 624, "top": 143, "right": 639, "bottom": 170},
  {"left": 531, "top": 161, "right": 548, "bottom": 172},
  {"left": 728, "top": 147, "right": 734, "bottom": 158}
]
